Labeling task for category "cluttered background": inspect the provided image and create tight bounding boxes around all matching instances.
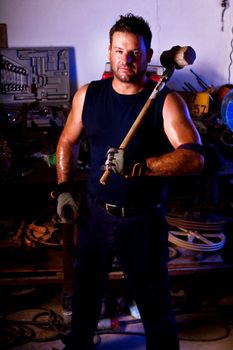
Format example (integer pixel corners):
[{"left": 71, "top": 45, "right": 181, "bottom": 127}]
[{"left": 0, "top": 1, "right": 233, "bottom": 348}]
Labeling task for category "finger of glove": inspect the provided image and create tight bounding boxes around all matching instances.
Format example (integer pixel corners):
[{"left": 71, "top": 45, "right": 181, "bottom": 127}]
[
  {"left": 57, "top": 193, "right": 79, "bottom": 221},
  {"left": 61, "top": 203, "right": 78, "bottom": 220},
  {"left": 105, "top": 161, "right": 123, "bottom": 174},
  {"left": 107, "top": 148, "right": 124, "bottom": 157},
  {"left": 60, "top": 213, "right": 76, "bottom": 224},
  {"left": 104, "top": 162, "right": 118, "bottom": 173},
  {"left": 105, "top": 149, "right": 124, "bottom": 173},
  {"left": 106, "top": 147, "right": 120, "bottom": 156}
]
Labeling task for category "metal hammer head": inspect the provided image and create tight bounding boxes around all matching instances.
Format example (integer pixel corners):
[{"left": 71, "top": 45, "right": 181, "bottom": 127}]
[{"left": 160, "top": 46, "right": 196, "bottom": 69}]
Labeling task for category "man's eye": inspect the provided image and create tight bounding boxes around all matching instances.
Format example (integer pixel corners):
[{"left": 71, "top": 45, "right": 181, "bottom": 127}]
[{"left": 133, "top": 51, "right": 142, "bottom": 57}]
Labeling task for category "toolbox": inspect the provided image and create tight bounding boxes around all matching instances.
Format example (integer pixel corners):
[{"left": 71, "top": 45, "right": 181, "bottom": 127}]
[
  {"left": 0, "top": 47, "right": 72, "bottom": 127},
  {"left": 0, "top": 47, "right": 71, "bottom": 104}
]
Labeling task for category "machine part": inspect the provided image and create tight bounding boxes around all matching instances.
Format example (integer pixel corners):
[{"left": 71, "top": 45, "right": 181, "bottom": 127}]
[
  {"left": 169, "top": 246, "right": 178, "bottom": 260},
  {"left": 166, "top": 219, "right": 226, "bottom": 232},
  {"left": 100, "top": 45, "right": 196, "bottom": 185},
  {"left": 221, "top": 88, "right": 233, "bottom": 131},
  {"left": 166, "top": 212, "right": 226, "bottom": 232},
  {"left": 220, "top": 128, "right": 233, "bottom": 147},
  {"left": 168, "top": 229, "right": 226, "bottom": 252},
  {"left": 217, "top": 84, "right": 233, "bottom": 103},
  {"left": 193, "top": 120, "right": 207, "bottom": 135},
  {"left": 26, "top": 215, "right": 62, "bottom": 247}
]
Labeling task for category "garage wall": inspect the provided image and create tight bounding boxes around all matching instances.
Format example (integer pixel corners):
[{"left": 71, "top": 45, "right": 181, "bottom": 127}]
[{"left": 0, "top": 0, "right": 232, "bottom": 95}]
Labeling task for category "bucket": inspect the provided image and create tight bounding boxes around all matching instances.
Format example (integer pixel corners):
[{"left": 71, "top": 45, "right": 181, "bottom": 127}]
[
  {"left": 190, "top": 92, "right": 209, "bottom": 117},
  {"left": 180, "top": 91, "right": 209, "bottom": 117}
]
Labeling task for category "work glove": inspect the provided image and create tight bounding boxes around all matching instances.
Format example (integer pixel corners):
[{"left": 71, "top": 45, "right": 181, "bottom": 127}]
[
  {"left": 104, "top": 147, "right": 145, "bottom": 177},
  {"left": 105, "top": 148, "right": 124, "bottom": 174},
  {"left": 57, "top": 192, "right": 79, "bottom": 224}
]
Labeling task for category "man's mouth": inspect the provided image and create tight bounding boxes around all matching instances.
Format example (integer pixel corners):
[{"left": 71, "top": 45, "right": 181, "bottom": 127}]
[{"left": 119, "top": 66, "right": 133, "bottom": 73}]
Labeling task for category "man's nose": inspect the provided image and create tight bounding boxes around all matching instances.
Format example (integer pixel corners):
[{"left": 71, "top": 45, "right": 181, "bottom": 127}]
[{"left": 122, "top": 52, "right": 133, "bottom": 64}]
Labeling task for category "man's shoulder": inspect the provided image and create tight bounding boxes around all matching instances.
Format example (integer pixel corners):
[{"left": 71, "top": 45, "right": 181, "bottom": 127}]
[
  {"left": 89, "top": 77, "right": 112, "bottom": 88},
  {"left": 85, "top": 77, "right": 112, "bottom": 96},
  {"left": 73, "top": 79, "right": 107, "bottom": 101}
]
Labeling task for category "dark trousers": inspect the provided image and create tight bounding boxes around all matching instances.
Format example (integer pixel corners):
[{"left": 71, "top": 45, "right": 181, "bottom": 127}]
[{"left": 69, "top": 194, "right": 180, "bottom": 350}]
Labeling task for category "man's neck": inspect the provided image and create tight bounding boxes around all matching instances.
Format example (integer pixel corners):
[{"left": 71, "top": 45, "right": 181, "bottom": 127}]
[{"left": 112, "top": 76, "right": 148, "bottom": 95}]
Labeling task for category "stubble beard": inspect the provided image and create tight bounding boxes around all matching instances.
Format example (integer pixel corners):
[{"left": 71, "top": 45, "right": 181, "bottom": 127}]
[{"left": 114, "top": 66, "right": 146, "bottom": 84}]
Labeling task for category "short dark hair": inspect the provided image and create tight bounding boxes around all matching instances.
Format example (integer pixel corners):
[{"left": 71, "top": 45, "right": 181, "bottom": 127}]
[{"left": 109, "top": 13, "right": 152, "bottom": 50}]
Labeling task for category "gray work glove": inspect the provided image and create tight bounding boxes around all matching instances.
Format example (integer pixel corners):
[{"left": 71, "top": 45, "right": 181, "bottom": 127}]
[
  {"left": 57, "top": 192, "right": 79, "bottom": 224},
  {"left": 104, "top": 148, "right": 125, "bottom": 174},
  {"left": 104, "top": 147, "right": 145, "bottom": 177}
]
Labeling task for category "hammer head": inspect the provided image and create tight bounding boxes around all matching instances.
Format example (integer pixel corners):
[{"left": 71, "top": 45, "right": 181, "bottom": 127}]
[{"left": 160, "top": 46, "right": 196, "bottom": 69}]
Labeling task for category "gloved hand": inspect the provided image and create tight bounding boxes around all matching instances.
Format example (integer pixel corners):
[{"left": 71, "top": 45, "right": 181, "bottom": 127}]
[
  {"left": 57, "top": 192, "right": 79, "bottom": 224},
  {"left": 104, "top": 147, "right": 146, "bottom": 177},
  {"left": 104, "top": 147, "right": 125, "bottom": 174}
]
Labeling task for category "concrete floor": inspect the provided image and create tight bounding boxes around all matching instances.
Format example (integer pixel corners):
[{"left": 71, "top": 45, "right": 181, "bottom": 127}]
[{"left": 1, "top": 284, "right": 233, "bottom": 350}]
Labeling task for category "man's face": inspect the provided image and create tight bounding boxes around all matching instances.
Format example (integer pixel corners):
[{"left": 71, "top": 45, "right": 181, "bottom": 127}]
[{"left": 108, "top": 31, "right": 152, "bottom": 83}]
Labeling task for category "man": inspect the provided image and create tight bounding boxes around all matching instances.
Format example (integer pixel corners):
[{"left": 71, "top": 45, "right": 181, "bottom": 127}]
[{"left": 56, "top": 13, "right": 204, "bottom": 350}]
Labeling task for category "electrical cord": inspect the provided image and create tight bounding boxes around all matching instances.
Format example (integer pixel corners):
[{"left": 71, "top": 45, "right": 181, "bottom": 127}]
[
  {"left": 221, "top": 0, "right": 230, "bottom": 32},
  {"left": 1, "top": 306, "right": 232, "bottom": 346},
  {"left": 177, "top": 308, "right": 232, "bottom": 342},
  {"left": 228, "top": 25, "right": 233, "bottom": 82},
  {"left": 179, "top": 325, "right": 231, "bottom": 342},
  {"left": 0, "top": 307, "right": 65, "bottom": 346},
  {"left": 0, "top": 321, "right": 36, "bottom": 347},
  {"left": 221, "top": 0, "right": 233, "bottom": 82}
]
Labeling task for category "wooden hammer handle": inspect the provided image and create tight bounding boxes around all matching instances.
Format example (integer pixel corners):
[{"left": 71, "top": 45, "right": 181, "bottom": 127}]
[
  {"left": 99, "top": 98, "right": 154, "bottom": 185},
  {"left": 99, "top": 67, "right": 174, "bottom": 185}
]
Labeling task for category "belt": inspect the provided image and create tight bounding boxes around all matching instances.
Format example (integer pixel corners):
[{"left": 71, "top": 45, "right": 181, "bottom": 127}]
[{"left": 88, "top": 193, "right": 143, "bottom": 217}]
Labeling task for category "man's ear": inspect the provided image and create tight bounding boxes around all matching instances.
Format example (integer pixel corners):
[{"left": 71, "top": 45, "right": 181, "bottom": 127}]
[
  {"left": 108, "top": 44, "right": 111, "bottom": 61},
  {"left": 147, "top": 48, "right": 153, "bottom": 63}
]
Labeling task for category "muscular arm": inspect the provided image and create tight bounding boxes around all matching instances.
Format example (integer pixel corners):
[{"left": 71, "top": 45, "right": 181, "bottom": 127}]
[
  {"left": 146, "top": 92, "right": 204, "bottom": 176},
  {"left": 56, "top": 84, "right": 88, "bottom": 184}
]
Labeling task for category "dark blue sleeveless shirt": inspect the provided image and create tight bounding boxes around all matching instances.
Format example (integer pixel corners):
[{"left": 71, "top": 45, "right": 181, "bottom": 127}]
[{"left": 82, "top": 77, "right": 172, "bottom": 206}]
